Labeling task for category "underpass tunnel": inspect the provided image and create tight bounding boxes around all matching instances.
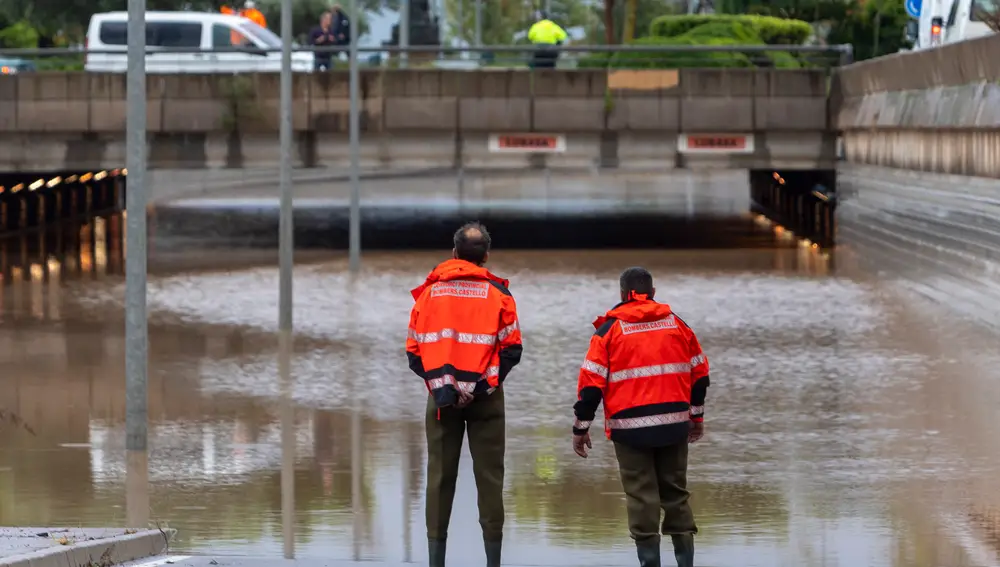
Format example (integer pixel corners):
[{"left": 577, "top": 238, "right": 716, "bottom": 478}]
[{"left": 749, "top": 168, "right": 837, "bottom": 249}]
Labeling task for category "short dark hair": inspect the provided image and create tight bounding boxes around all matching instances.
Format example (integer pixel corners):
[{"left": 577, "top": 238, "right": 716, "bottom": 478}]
[
  {"left": 620, "top": 267, "right": 654, "bottom": 297},
  {"left": 453, "top": 222, "right": 491, "bottom": 265}
]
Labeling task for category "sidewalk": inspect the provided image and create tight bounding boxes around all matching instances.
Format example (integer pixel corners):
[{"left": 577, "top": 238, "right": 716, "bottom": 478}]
[
  {"left": 0, "top": 527, "right": 172, "bottom": 567},
  {"left": 122, "top": 556, "right": 630, "bottom": 567}
]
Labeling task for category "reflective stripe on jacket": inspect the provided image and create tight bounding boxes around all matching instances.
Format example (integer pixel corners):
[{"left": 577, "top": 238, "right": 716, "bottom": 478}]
[
  {"left": 407, "top": 259, "right": 523, "bottom": 408},
  {"left": 573, "top": 296, "right": 709, "bottom": 448}
]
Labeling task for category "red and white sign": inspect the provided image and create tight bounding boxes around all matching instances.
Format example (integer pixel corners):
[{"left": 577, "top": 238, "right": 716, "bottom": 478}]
[
  {"left": 489, "top": 133, "right": 566, "bottom": 153},
  {"left": 678, "top": 134, "right": 754, "bottom": 154}
]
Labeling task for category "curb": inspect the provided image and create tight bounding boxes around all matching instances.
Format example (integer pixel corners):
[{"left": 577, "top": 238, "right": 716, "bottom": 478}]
[{"left": 0, "top": 528, "right": 175, "bottom": 567}]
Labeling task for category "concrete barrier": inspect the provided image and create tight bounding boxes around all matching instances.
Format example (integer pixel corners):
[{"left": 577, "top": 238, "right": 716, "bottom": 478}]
[
  {"left": 832, "top": 35, "right": 1000, "bottom": 177},
  {"left": 0, "top": 69, "right": 833, "bottom": 172},
  {"left": 834, "top": 34, "right": 1000, "bottom": 97},
  {"left": 0, "top": 68, "right": 829, "bottom": 133}
]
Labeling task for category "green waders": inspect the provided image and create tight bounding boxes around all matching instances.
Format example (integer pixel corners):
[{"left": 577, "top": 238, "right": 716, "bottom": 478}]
[
  {"left": 613, "top": 440, "right": 697, "bottom": 567},
  {"left": 425, "top": 387, "right": 506, "bottom": 567}
]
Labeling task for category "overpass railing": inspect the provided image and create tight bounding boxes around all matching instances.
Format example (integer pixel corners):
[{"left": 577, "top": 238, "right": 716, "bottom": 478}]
[{"left": 0, "top": 44, "right": 852, "bottom": 74}]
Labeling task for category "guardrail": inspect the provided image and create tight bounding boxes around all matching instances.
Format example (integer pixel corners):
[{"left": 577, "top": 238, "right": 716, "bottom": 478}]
[{"left": 0, "top": 44, "right": 853, "bottom": 73}]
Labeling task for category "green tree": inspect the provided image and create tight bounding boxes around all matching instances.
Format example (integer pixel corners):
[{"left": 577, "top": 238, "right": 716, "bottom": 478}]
[
  {"left": 440, "top": 0, "right": 591, "bottom": 46},
  {"left": 0, "top": 20, "right": 39, "bottom": 47},
  {"left": 826, "top": 0, "right": 911, "bottom": 59},
  {"left": 587, "top": 0, "right": 686, "bottom": 44}
]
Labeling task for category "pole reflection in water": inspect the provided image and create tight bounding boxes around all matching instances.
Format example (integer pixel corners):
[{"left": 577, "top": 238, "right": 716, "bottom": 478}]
[
  {"left": 279, "top": 328, "right": 295, "bottom": 559},
  {"left": 350, "top": 352, "right": 364, "bottom": 559},
  {"left": 29, "top": 262, "right": 43, "bottom": 321},
  {"left": 95, "top": 217, "right": 108, "bottom": 277},
  {"left": 47, "top": 257, "right": 61, "bottom": 321},
  {"left": 347, "top": 275, "right": 363, "bottom": 561},
  {"left": 402, "top": 426, "right": 412, "bottom": 563},
  {"left": 79, "top": 224, "right": 93, "bottom": 277}
]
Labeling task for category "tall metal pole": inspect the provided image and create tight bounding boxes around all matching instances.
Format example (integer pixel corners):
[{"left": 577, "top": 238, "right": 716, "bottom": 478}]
[
  {"left": 474, "top": 0, "right": 483, "bottom": 47},
  {"left": 400, "top": 0, "right": 410, "bottom": 68},
  {"left": 125, "top": 0, "right": 149, "bottom": 530},
  {"left": 348, "top": 0, "right": 361, "bottom": 272},
  {"left": 279, "top": 0, "right": 296, "bottom": 558}
]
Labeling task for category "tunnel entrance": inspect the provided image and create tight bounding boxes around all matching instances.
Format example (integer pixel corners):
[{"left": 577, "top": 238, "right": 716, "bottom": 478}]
[
  {"left": 749, "top": 169, "right": 836, "bottom": 249},
  {"left": 0, "top": 170, "right": 125, "bottom": 239}
]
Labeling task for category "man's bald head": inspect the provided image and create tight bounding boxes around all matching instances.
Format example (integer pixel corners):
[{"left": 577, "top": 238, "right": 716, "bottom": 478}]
[{"left": 453, "top": 221, "right": 491, "bottom": 266}]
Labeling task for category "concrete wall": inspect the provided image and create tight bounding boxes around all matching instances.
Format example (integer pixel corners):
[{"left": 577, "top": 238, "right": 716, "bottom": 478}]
[
  {"left": 0, "top": 69, "right": 833, "bottom": 172},
  {"left": 833, "top": 34, "right": 1000, "bottom": 178},
  {"left": 837, "top": 163, "right": 1000, "bottom": 329}
]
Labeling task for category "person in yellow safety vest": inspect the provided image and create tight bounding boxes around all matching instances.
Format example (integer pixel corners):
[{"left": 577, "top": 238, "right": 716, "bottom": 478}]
[{"left": 527, "top": 11, "right": 567, "bottom": 69}]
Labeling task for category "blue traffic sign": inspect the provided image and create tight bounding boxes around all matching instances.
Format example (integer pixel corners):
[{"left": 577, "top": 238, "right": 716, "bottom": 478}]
[{"left": 906, "top": 0, "right": 922, "bottom": 19}]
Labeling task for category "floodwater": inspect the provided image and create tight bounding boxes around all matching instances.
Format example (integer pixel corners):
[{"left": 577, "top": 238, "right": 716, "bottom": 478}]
[{"left": 2, "top": 215, "right": 1000, "bottom": 567}]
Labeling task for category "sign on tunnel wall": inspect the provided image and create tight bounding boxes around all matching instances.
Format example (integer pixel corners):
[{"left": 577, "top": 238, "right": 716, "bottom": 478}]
[
  {"left": 488, "top": 134, "right": 566, "bottom": 153},
  {"left": 679, "top": 134, "right": 755, "bottom": 154}
]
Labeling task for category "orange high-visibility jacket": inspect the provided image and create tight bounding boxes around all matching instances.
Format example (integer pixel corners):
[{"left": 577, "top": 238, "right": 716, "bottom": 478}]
[
  {"left": 407, "top": 259, "right": 523, "bottom": 408},
  {"left": 573, "top": 295, "right": 709, "bottom": 448},
  {"left": 241, "top": 8, "right": 267, "bottom": 28}
]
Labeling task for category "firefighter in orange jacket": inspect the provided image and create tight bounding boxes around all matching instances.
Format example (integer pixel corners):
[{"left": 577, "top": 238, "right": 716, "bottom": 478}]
[
  {"left": 406, "top": 222, "right": 522, "bottom": 567},
  {"left": 221, "top": 2, "right": 268, "bottom": 28},
  {"left": 572, "top": 267, "right": 709, "bottom": 567}
]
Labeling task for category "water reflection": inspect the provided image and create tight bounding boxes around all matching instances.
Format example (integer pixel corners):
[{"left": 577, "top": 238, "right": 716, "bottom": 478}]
[{"left": 1, "top": 223, "right": 999, "bottom": 566}]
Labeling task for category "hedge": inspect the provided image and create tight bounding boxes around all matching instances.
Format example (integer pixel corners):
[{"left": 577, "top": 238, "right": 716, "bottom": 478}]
[
  {"left": 649, "top": 14, "right": 813, "bottom": 45},
  {"left": 577, "top": 20, "right": 802, "bottom": 69}
]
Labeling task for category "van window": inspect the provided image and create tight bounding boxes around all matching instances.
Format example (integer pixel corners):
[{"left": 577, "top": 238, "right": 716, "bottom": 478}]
[
  {"left": 212, "top": 23, "right": 252, "bottom": 47},
  {"left": 240, "top": 21, "right": 282, "bottom": 48},
  {"left": 970, "top": 0, "right": 999, "bottom": 20},
  {"left": 97, "top": 21, "right": 202, "bottom": 47},
  {"left": 151, "top": 22, "right": 202, "bottom": 47},
  {"left": 98, "top": 22, "right": 128, "bottom": 45}
]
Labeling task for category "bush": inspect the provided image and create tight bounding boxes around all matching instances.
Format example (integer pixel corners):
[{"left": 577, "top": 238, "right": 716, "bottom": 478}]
[
  {"left": 649, "top": 14, "right": 813, "bottom": 45},
  {"left": 580, "top": 36, "right": 755, "bottom": 69},
  {"left": 0, "top": 21, "right": 40, "bottom": 48},
  {"left": 578, "top": 21, "right": 802, "bottom": 69}
]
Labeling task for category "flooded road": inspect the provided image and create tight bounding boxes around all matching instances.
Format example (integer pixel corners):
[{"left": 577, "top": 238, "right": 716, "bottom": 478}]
[{"left": 2, "top": 215, "right": 1000, "bottom": 567}]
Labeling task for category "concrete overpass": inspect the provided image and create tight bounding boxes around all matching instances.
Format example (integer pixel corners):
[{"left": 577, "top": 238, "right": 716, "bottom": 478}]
[{"left": 0, "top": 68, "right": 833, "bottom": 172}]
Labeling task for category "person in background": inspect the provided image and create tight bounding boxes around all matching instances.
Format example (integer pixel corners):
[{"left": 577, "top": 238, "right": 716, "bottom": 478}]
[
  {"left": 331, "top": 4, "right": 352, "bottom": 48},
  {"left": 221, "top": 1, "right": 267, "bottom": 28},
  {"left": 572, "top": 267, "right": 709, "bottom": 567},
  {"left": 241, "top": 0, "right": 267, "bottom": 28},
  {"left": 309, "top": 11, "right": 337, "bottom": 71},
  {"left": 527, "top": 11, "right": 567, "bottom": 69}
]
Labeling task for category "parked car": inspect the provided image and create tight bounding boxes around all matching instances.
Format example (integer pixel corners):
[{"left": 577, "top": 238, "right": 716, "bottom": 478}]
[
  {"left": 85, "top": 11, "right": 314, "bottom": 73},
  {"left": 0, "top": 58, "right": 36, "bottom": 74}
]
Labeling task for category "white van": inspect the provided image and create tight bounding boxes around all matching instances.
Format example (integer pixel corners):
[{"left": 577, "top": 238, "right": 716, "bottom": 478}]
[{"left": 85, "top": 11, "right": 314, "bottom": 73}]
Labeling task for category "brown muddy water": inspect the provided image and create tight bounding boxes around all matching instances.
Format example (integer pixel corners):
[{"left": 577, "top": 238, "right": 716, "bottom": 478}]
[{"left": 1, "top": 214, "right": 1000, "bottom": 567}]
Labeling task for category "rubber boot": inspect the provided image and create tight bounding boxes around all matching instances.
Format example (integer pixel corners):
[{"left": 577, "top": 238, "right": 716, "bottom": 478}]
[
  {"left": 429, "top": 538, "right": 447, "bottom": 567},
  {"left": 484, "top": 539, "right": 502, "bottom": 567},
  {"left": 636, "top": 541, "right": 661, "bottom": 567},
  {"left": 671, "top": 534, "right": 694, "bottom": 567}
]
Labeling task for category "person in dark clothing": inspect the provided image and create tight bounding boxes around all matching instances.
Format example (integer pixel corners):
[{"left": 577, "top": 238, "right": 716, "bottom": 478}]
[
  {"left": 309, "top": 11, "right": 337, "bottom": 71},
  {"left": 331, "top": 4, "right": 351, "bottom": 46}
]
